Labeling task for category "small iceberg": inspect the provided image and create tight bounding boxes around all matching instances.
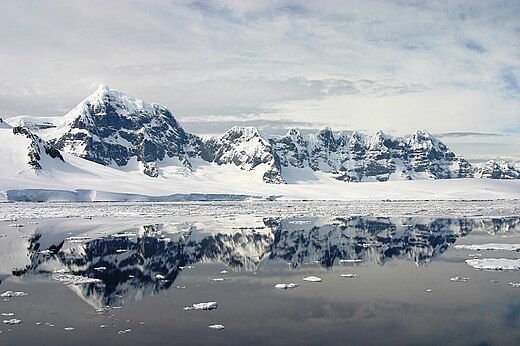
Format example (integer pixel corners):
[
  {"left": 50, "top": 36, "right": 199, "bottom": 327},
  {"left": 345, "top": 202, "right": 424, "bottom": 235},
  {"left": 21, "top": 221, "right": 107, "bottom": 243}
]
[
  {"left": 53, "top": 274, "right": 102, "bottom": 285},
  {"left": 1, "top": 290, "right": 28, "bottom": 297},
  {"left": 450, "top": 276, "right": 470, "bottom": 282},
  {"left": 274, "top": 283, "right": 298, "bottom": 289},
  {"left": 208, "top": 324, "right": 225, "bottom": 330},
  {"left": 303, "top": 276, "right": 322, "bottom": 282},
  {"left": 3, "top": 318, "right": 22, "bottom": 325},
  {"left": 339, "top": 259, "right": 363, "bottom": 264},
  {"left": 183, "top": 301, "right": 218, "bottom": 311},
  {"left": 466, "top": 258, "right": 520, "bottom": 270}
]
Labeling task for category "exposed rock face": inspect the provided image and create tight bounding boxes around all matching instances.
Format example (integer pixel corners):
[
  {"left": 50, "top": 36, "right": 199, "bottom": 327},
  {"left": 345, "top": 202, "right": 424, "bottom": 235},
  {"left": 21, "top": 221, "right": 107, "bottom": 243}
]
[
  {"left": 15, "top": 85, "right": 517, "bottom": 183},
  {"left": 12, "top": 126, "right": 64, "bottom": 170},
  {"left": 476, "top": 160, "right": 520, "bottom": 179}
]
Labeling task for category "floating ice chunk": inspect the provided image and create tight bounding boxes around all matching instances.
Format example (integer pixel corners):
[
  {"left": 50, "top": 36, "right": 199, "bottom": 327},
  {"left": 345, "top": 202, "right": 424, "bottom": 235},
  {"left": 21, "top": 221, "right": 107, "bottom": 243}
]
[
  {"left": 53, "top": 269, "right": 70, "bottom": 274},
  {"left": 466, "top": 258, "right": 520, "bottom": 271},
  {"left": 455, "top": 244, "right": 520, "bottom": 251},
  {"left": 3, "top": 318, "right": 22, "bottom": 325},
  {"left": 1, "top": 291, "right": 28, "bottom": 297},
  {"left": 208, "top": 324, "right": 225, "bottom": 330},
  {"left": 340, "top": 273, "right": 358, "bottom": 278},
  {"left": 510, "top": 282, "right": 520, "bottom": 288},
  {"left": 65, "top": 236, "right": 90, "bottom": 241},
  {"left": 339, "top": 259, "right": 363, "bottom": 264},
  {"left": 274, "top": 283, "right": 298, "bottom": 289},
  {"left": 303, "top": 276, "right": 322, "bottom": 282},
  {"left": 53, "top": 274, "right": 102, "bottom": 285},
  {"left": 450, "top": 276, "right": 470, "bottom": 282},
  {"left": 183, "top": 301, "right": 218, "bottom": 311},
  {"left": 64, "top": 327, "right": 75, "bottom": 331},
  {"left": 111, "top": 232, "right": 136, "bottom": 238}
]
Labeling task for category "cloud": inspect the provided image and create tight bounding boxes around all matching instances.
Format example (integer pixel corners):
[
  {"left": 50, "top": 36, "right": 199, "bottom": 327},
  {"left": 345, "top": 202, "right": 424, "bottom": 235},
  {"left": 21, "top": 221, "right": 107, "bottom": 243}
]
[
  {"left": 435, "top": 132, "right": 504, "bottom": 138},
  {"left": 0, "top": 0, "right": 518, "bottom": 159}
]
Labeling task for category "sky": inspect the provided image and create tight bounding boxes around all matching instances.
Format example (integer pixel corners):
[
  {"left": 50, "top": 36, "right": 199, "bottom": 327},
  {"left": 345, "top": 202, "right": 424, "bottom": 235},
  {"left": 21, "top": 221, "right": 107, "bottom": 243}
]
[{"left": 0, "top": 0, "right": 519, "bottom": 160}]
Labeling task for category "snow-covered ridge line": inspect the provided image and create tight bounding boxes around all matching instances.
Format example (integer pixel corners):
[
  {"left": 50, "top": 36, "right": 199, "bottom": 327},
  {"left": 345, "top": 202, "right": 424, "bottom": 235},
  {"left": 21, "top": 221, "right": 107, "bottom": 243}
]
[{"left": 5, "top": 86, "right": 519, "bottom": 184}]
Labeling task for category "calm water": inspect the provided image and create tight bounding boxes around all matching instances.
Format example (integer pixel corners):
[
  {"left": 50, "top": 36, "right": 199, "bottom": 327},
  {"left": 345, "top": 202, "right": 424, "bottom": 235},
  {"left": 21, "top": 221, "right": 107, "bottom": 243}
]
[{"left": 1, "top": 215, "right": 519, "bottom": 345}]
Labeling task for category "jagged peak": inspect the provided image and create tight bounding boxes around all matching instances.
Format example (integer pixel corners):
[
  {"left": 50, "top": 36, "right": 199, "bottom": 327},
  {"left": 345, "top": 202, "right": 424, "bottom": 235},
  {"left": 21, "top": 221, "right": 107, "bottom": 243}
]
[
  {"left": 223, "top": 126, "right": 268, "bottom": 142},
  {"left": 284, "top": 128, "right": 302, "bottom": 138},
  {"left": 60, "top": 84, "right": 174, "bottom": 127}
]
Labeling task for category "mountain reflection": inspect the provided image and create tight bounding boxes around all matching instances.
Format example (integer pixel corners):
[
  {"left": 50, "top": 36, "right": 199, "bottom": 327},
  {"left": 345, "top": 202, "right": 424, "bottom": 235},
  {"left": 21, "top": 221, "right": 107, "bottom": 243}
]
[{"left": 14, "top": 216, "right": 520, "bottom": 308}]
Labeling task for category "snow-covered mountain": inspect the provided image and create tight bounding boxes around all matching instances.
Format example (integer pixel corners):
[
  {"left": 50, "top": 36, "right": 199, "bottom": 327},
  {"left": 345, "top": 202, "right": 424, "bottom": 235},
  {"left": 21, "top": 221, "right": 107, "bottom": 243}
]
[
  {"left": 476, "top": 160, "right": 520, "bottom": 179},
  {"left": 3, "top": 85, "right": 518, "bottom": 187}
]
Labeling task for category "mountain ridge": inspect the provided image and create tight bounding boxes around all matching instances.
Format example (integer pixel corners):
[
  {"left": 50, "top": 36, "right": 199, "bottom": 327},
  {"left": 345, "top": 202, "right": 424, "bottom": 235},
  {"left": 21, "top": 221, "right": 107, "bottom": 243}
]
[{"left": 3, "top": 85, "right": 519, "bottom": 183}]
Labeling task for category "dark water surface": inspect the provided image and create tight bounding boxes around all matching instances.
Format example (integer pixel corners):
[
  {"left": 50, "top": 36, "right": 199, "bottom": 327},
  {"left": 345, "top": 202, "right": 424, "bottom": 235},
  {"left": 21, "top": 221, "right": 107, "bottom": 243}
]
[{"left": 1, "top": 215, "right": 519, "bottom": 345}]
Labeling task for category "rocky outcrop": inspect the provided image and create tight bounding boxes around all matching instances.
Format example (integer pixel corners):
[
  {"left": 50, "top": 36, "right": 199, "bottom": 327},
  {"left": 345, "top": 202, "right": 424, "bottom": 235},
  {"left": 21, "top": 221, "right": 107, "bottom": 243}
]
[{"left": 12, "top": 126, "right": 64, "bottom": 170}]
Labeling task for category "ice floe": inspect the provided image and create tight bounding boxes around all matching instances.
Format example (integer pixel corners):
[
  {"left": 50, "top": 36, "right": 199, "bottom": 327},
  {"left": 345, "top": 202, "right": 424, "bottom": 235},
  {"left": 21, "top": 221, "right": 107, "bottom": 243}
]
[
  {"left": 53, "top": 273, "right": 103, "bottom": 285},
  {"left": 303, "top": 276, "right": 322, "bottom": 282},
  {"left": 208, "top": 324, "right": 225, "bottom": 330},
  {"left": 450, "top": 276, "right": 470, "bottom": 282},
  {"left": 1, "top": 291, "right": 28, "bottom": 297},
  {"left": 274, "top": 283, "right": 298, "bottom": 289},
  {"left": 466, "top": 258, "right": 520, "bottom": 270},
  {"left": 455, "top": 244, "right": 520, "bottom": 251},
  {"left": 183, "top": 301, "right": 218, "bottom": 311},
  {"left": 339, "top": 259, "right": 363, "bottom": 264},
  {"left": 3, "top": 319, "right": 22, "bottom": 325}
]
